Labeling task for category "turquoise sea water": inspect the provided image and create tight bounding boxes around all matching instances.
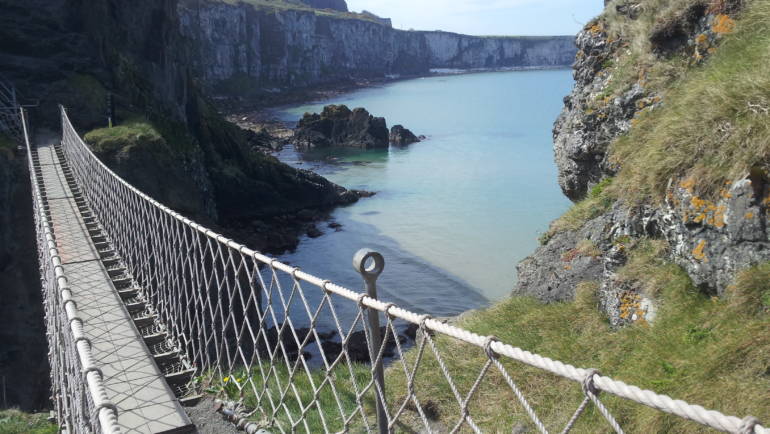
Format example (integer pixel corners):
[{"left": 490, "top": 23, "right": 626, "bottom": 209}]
[{"left": 273, "top": 70, "right": 573, "bottom": 319}]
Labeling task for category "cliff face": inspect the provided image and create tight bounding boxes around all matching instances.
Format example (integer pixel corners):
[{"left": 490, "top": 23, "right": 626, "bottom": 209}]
[
  {"left": 0, "top": 146, "right": 49, "bottom": 411},
  {"left": 177, "top": 0, "right": 576, "bottom": 91},
  {"left": 516, "top": 0, "right": 770, "bottom": 325}
]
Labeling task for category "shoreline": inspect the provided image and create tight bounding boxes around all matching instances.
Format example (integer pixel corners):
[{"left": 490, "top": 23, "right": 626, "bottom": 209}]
[
  {"left": 218, "top": 65, "right": 572, "bottom": 121},
  {"left": 219, "top": 66, "right": 571, "bottom": 258},
  {"left": 223, "top": 65, "right": 572, "bottom": 150}
]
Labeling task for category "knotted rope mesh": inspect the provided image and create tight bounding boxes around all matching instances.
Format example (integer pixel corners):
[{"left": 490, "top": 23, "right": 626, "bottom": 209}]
[
  {"left": 23, "top": 108, "right": 120, "bottom": 434},
  {"left": 57, "top": 106, "right": 766, "bottom": 434}
]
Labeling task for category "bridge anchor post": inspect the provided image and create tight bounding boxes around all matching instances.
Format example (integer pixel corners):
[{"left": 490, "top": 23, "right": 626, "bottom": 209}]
[{"left": 353, "top": 248, "right": 388, "bottom": 434}]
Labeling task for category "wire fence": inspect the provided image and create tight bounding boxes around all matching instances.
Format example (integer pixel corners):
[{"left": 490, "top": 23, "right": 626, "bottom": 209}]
[
  {"left": 58, "top": 105, "right": 767, "bottom": 434},
  {"left": 22, "top": 108, "right": 120, "bottom": 434}
]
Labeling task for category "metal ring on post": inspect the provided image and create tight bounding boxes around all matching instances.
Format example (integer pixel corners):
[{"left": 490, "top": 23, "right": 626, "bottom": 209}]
[{"left": 352, "top": 249, "right": 385, "bottom": 284}]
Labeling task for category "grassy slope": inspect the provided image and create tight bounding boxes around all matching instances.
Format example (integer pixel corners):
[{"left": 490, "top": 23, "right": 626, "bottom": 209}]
[
  {"left": 611, "top": 0, "right": 770, "bottom": 203},
  {"left": 380, "top": 1, "right": 770, "bottom": 431},
  {"left": 385, "top": 240, "right": 769, "bottom": 432},
  {"left": 545, "top": 0, "right": 770, "bottom": 240}
]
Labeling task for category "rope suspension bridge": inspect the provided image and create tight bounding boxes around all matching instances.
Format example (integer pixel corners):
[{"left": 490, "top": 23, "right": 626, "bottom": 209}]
[{"left": 7, "top": 95, "right": 767, "bottom": 433}]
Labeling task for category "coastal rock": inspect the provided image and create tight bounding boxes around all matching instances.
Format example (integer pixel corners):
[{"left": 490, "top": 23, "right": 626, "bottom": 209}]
[
  {"left": 514, "top": 210, "right": 611, "bottom": 302},
  {"left": 661, "top": 176, "right": 770, "bottom": 295},
  {"left": 553, "top": 23, "right": 647, "bottom": 201},
  {"left": 389, "top": 125, "right": 421, "bottom": 146},
  {"left": 295, "top": 105, "right": 389, "bottom": 149}
]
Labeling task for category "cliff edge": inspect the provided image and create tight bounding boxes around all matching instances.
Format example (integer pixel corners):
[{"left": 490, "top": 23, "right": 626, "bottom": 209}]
[{"left": 515, "top": 0, "right": 770, "bottom": 326}]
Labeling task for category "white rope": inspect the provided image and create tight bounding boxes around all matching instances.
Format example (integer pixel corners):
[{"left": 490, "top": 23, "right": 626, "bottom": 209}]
[
  {"left": 22, "top": 108, "right": 121, "bottom": 434},
  {"left": 57, "top": 106, "right": 767, "bottom": 434}
]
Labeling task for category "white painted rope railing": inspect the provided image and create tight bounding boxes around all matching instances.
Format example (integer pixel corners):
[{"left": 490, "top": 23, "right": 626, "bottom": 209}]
[
  {"left": 22, "top": 108, "right": 120, "bottom": 434},
  {"left": 58, "top": 106, "right": 766, "bottom": 433}
]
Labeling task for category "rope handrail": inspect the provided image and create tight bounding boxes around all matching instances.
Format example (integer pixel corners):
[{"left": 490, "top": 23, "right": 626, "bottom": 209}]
[
  {"left": 58, "top": 105, "right": 767, "bottom": 434},
  {"left": 22, "top": 108, "right": 121, "bottom": 433}
]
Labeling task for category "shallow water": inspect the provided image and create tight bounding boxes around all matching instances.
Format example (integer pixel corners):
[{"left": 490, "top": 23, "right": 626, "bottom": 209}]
[{"left": 271, "top": 70, "right": 572, "bottom": 322}]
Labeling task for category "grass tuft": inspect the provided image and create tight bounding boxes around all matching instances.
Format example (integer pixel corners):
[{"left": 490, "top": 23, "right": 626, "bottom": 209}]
[
  {"left": 541, "top": 177, "right": 615, "bottom": 243},
  {"left": 0, "top": 409, "right": 57, "bottom": 434},
  {"left": 83, "top": 119, "right": 165, "bottom": 155}
]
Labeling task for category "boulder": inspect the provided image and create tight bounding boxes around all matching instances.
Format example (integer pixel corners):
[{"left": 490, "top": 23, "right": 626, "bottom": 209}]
[
  {"left": 295, "top": 105, "right": 389, "bottom": 149},
  {"left": 389, "top": 125, "right": 421, "bottom": 146}
]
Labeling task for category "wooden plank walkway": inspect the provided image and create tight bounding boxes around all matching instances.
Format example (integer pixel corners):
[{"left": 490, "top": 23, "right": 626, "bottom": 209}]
[{"left": 36, "top": 136, "right": 195, "bottom": 434}]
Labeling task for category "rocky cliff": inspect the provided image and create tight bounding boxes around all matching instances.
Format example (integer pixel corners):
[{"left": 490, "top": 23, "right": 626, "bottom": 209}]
[
  {"left": 0, "top": 142, "right": 49, "bottom": 411},
  {"left": 515, "top": 0, "right": 770, "bottom": 325},
  {"left": 177, "top": 0, "right": 576, "bottom": 93}
]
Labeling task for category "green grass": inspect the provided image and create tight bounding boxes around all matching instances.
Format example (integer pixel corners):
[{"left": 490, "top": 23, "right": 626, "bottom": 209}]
[
  {"left": 383, "top": 240, "right": 770, "bottom": 432},
  {"left": 0, "top": 410, "right": 57, "bottom": 434},
  {"left": 83, "top": 119, "right": 165, "bottom": 155},
  {"left": 216, "top": 0, "right": 386, "bottom": 23},
  {"left": 208, "top": 361, "right": 376, "bottom": 432}
]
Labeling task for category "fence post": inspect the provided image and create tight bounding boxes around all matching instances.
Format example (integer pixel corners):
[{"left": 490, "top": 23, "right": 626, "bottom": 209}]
[{"left": 353, "top": 248, "right": 388, "bottom": 434}]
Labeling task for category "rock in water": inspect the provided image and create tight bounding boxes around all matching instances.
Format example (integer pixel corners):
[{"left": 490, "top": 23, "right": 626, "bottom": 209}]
[
  {"left": 389, "top": 125, "right": 421, "bottom": 146},
  {"left": 295, "top": 105, "right": 389, "bottom": 149}
]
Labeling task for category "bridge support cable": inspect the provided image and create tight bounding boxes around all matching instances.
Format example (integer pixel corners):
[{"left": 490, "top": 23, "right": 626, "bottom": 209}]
[
  {"left": 57, "top": 105, "right": 767, "bottom": 434},
  {"left": 22, "top": 108, "right": 121, "bottom": 434}
]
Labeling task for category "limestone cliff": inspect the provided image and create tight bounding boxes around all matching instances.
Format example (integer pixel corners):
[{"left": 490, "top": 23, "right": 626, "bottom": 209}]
[
  {"left": 177, "top": 0, "right": 576, "bottom": 93},
  {"left": 515, "top": 0, "right": 770, "bottom": 325}
]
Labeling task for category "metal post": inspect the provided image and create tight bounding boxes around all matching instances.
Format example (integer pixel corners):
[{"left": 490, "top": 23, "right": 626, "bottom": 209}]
[
  {"left": 106, "top": 92, "right": 113, "bottom": 128},
  {"left": 353, "top": 248, "right": 388, "bottom": 434}
]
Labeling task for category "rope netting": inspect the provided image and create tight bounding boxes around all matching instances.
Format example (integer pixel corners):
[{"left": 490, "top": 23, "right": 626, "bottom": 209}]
[
  {"left": 58, "top": 106, "right": 766, "bottom": 434},
  {"left": 22, "top": 108, "right": 120, "bottom": 434}
]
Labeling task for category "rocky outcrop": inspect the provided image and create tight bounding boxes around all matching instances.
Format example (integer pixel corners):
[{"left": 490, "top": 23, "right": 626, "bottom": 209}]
[
  {"left": 389, "top": 125, "right": 421, "bottom": 146},
  {"left": 177, "top": 1, "right": 577, "bottom": 93},
  {"left": 517, "top": 2, "right": 764, "bottom": 324},
  {"left": 295, "top": 105, "right": 389, "bottom": 148},
  {"left": 553, "top": 22, "right": 652, "bottom": 201}
]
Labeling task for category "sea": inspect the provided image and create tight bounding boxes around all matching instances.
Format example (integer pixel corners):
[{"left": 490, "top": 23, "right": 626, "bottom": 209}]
[{"left": 266, "top": 69, "right": 573, "bottom": 337}]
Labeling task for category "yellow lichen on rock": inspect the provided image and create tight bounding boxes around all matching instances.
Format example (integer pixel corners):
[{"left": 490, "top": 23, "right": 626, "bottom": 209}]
[
  {"left": 680, "top": 177, "right": 696, "bottom": 193},
  {"left": 692, "top": 240, "right": 708, "bottom": 262},
  {"left": 712, "top": 14, "right": 736, "bottom": 34}
]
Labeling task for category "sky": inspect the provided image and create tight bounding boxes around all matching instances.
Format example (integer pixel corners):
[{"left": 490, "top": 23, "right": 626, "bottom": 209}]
[{"left": 345, "top": 0, "right": 604, "bottom": 36}]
